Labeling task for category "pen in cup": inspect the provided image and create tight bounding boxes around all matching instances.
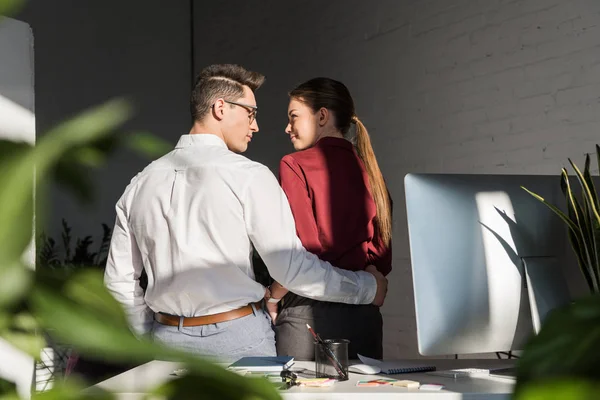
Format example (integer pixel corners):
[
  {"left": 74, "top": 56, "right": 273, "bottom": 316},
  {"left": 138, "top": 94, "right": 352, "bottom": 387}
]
[{"left": 306, "top": 324, "right": 348, "bottom": 380}]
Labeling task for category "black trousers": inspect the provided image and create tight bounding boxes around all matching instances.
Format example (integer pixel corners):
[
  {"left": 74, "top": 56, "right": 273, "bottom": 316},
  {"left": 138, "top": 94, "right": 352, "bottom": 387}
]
[{"left": 274, "top": 294, "right": 383, "bottom": 361}]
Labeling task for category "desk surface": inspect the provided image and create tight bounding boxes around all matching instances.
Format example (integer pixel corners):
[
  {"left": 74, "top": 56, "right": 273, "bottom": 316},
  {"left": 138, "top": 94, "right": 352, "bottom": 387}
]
[{"left": 94, "top": 359, "right": 516, "bottom": 399}]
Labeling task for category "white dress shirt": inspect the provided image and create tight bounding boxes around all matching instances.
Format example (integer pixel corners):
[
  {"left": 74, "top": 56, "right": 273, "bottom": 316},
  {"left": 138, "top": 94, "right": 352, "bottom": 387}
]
[{"left": 104, "top": 134, "right": 376, "bottom": 335}]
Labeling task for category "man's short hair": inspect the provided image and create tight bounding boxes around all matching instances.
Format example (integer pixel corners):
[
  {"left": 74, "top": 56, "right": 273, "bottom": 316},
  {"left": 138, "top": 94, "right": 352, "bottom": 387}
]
[{"left": 190, "top": 64, "right": 265, "bottom": 122}]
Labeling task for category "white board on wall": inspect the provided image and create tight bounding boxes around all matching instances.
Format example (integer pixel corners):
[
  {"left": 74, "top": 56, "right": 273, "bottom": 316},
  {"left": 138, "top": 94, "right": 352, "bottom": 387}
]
[{"left": 0, "top": 16, "right": 35, "bottom": 400}]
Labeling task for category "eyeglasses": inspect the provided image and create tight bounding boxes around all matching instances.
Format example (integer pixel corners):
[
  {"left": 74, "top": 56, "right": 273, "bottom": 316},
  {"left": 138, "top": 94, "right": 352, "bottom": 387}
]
[{"left": 222, "top": 100, "right": 258, "bottom": 124}]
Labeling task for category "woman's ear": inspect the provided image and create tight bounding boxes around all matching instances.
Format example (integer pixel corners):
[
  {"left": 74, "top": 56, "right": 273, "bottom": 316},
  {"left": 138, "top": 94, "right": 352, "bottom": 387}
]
[{"left": 318, "top": 107, "right": 329, "bottom": 127}]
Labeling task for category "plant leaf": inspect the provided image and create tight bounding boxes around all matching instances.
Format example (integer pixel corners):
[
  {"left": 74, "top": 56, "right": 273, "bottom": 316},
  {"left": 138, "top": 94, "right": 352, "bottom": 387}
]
[
  {"left": 566, "top": 227, "right": 596, "bottom": 293},
  {"left": 570, "top": 159, "right": 600, "bottom": 292},
  {"left": 0, "top": 100, "right": 132, "bottom": 268},
  {"left": 32, "top": 379, "right": 115, "bottom": 400},
  {"left": 0, "top": 330, "right": 45, "bottom": 359},
  {"left": 521, "top": 187, "right": 579, "bottom": 232},
  {"left": 561, "top": 168, "right": 600, "bottom": 292},
  {"left": 559, "top": 172, "right": 595, "bottom": 288},
  {"left": 523, "top": 183, "right": 600, "bottom": 293},
  {"left": 11, "top": 312, "right": 39, "bottom": 332},
  {"left": 0, "top": 263, "right": 32, "bottom": 308},
  {"left": 126, "top": 132, "right": 172, "bottom": 158},
  {"left": 35, "top": 269, "right": 131, "bottom": 332},
  {"left": 30, "top": 282, "right": 159, "bottom": 363},
  {"left": 0, "top": 376, "right": 19, "bottom": 400},
  {"left": 561, "top": 170, "right": 582, "bottom": 229},
  {"left": 569, "top": 158, "right": 600, "bottom": 225},
  {"left": 53, "top": 160, "right": 95, "bottom": 204},
  {"left": 563, "top": 169, "right": 600, "bottom": 293},
  {"left": 583, "top": 153, "right": 599, "bottom": 210},
  {"left": 149, "top": 372, "right": 282, "bottom": 400},
  {"left": 581, "top": 155, "right": 600, "bottom": 290},
  {"left": 515, "top": 295, "right": 600, "bottom": 394},
  {"left": 0, "top": 0, "right": 23, "bottom": 17},
  {"left": 516, "top": 378, "right": 600, "bottom": 400}
]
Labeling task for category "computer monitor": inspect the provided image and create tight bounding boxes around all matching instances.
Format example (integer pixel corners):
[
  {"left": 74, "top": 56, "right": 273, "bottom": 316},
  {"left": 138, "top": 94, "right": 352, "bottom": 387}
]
[{"left": 404, "top": 173, "right": 572, "bottom": 356}]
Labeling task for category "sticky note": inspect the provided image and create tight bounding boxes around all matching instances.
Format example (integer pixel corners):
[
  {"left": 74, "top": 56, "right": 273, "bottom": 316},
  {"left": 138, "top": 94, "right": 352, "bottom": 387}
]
[
  {"left": 357, "top": 380, "right": 381, "bottom": 387},
  {"left": 392, "top": 380, "right": 420, "bottom": 389},
  {"left": 297, "top": 378, "right": 336, "bottom": 387},
  {"left": 420, "top": 383, "right": 444, "bottom": 390},
  {"left": 370, "top": 379, "right": 397, "bottom": 385}
]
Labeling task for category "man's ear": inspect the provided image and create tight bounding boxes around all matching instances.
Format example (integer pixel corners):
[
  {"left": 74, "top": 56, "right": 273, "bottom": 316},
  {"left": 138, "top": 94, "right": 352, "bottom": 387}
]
[
  {"left": 318, "top": 107, "right": 329, "bottom": 127},
  {"left": 212, "top": 98, "right": 226, "bottom": 121}
]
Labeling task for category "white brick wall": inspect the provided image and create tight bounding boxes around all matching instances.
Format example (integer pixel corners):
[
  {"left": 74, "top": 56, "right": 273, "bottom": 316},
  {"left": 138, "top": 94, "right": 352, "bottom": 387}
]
[{"left": 194, "top": 0, "right": 600, "bottom": 359}]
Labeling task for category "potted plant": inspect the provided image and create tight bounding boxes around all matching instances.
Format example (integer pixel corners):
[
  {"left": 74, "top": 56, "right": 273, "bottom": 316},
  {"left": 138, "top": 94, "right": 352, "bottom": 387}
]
[
  {"left": 515, "top": 147, "right": 600, "bottom": 399},
  {"left": 522, "top": 146, "right": 600, "bottom": 295}
]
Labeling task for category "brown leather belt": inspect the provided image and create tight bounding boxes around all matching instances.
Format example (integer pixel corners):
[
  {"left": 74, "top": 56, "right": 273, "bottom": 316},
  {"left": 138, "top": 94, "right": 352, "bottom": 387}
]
[{"left": 155, "top": 301, "right": 263, "bottom": 327}]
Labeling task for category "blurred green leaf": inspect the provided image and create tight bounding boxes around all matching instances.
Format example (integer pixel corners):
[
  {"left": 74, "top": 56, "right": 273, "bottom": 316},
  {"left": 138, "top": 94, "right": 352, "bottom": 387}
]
[
  {"left": 61, "top": 269, "right": 130, "bottom": 329},
  {"left": 29, "top": 269, "right": 281, "bottom": 399},
  {"left": 32, "top": 379, "right": 114, "bottom": 400},
  {"left": 30, "top": 277, "right": 152, "bottom": 362},
  {"left": 126, "top": 132, "right": 172, "bottom": 158},
  {"left": 38, "top": 100, "right": 131, "bottom": 152},
  {"left": 0, "top": 100, "right": 132, "bottom": 268},
  {"left": 1, "top": 330, "right": 44, "bottom": 359},
  {"left": 69, "top": 147, "right": 108, "bottom": 167},
  {"left": 0, "top": 140, "right": 31, "bottom": 163},
  {"left": 11, "top": 312, "right": 39, "bottom": 332},
  {"left": 516, "top": 379, "right": 600, "bottom": 400},
  {"left": 150, "top": 373, "right": 281, "bottom": 400},
  {"left": 0, "top": 0, "right": 23, "bottom": 16},
  {"left": 0, "top": 376, "right": 18, "bottom": 397},
  {"left": 51, "top": 160, "right": 96, "bottom": 205},
  {"left": 0, "top": 312, "right": 9, "bottom": 331},
  {"left": 515, "top": 295, "right": 600, "bottom": 394},
  {"left": 0, "top": 263, "right": 32, "bottom": 308},
  {"left": 0, "top": 392, "right": 20, "bottom": 400}
]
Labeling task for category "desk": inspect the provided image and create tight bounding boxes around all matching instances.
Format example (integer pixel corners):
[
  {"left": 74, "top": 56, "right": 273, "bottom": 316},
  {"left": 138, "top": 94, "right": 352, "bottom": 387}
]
[{"left": 93, "top": 359, "right": 516, "bottom": 399}]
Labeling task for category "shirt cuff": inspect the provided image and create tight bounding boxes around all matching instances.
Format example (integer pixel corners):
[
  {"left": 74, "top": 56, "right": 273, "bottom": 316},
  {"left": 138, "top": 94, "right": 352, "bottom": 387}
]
[
  {"left": 130, "top": 308, "right": 154, "bottom": 338},
  {"left": 355, "top": 270, "right": 377, "bottom": 304}
]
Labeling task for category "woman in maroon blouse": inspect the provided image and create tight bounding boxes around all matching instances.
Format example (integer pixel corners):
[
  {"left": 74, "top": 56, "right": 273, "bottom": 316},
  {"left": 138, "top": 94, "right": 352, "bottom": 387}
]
[{"left": 267, "top": 77, "right": 392, "bottom": 360}]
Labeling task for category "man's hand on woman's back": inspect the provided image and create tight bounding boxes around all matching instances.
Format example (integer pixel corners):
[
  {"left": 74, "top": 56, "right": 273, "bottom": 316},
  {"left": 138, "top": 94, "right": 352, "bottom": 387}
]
[{"left": 366, "top": 265, "right": 388, "bottom": 306}]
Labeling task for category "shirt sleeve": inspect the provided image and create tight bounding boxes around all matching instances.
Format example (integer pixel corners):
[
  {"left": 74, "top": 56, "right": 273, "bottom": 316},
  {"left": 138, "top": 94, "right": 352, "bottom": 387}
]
[
  {"left": 243, "top": 164, "right": 376, "bottom": 304},
  {"left": 278, "top": 156, "right": 322, "bottom": 255},
  {"left": 367, "top": 193, "right": 393, "bottom": 276},
  {"left": 104, "top": 196, "right": 153, "bottom": 336},
  {"left": 367, "top": 240, "right": 392, "bottom": 276}
]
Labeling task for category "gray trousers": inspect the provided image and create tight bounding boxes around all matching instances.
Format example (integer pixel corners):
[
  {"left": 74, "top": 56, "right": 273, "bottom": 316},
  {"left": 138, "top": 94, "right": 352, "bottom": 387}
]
[
  {"left": 275, "top": 296, "right": 383, "bottom": 361},
  {"left": 151, "top": 304, "right": 276, "bottom": 362}
]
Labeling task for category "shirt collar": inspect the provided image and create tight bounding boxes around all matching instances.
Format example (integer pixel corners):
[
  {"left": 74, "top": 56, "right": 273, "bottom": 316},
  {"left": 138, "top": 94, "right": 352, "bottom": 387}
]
[
  {"left": 175, "top": 134, "right": 227, "bottom": 149},
  {"left": 315, "top": 136, "right": 353, "bottom": 150}
]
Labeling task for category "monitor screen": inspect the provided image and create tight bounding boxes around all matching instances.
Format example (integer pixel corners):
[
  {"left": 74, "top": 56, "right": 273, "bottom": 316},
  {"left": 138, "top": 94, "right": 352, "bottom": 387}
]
[{"left": 404, "top": 173, "right": 572, "bottom": 356}]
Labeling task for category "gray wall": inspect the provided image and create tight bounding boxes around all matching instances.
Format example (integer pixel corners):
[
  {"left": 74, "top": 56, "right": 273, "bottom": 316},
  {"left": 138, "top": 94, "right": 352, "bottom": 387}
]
[
  {"left": 193, "top": 0, "right": 600, "bottom": 358},
  {"left": 16, "top": 0, "right": 192, "bottom": 239}
]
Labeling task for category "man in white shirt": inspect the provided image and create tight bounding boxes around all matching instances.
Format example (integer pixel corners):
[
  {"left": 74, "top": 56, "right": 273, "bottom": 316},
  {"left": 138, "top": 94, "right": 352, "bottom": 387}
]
[{"left": 104, "top": 64, "right": 387, "bottom": 360}]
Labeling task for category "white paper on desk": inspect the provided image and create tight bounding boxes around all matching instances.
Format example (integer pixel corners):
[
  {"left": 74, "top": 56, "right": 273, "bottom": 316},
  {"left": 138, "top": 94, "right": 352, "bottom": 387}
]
[
  {"left": 358, "top": 354, "right": 436, "bottom": 375},
  {"left": 358, "top": 354, "right": 382, "bottom": 366}
]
